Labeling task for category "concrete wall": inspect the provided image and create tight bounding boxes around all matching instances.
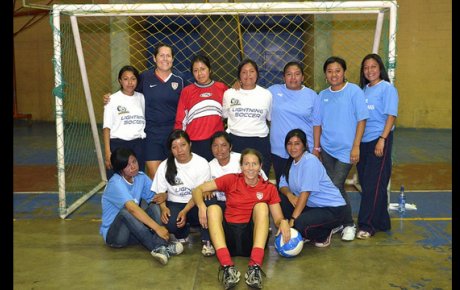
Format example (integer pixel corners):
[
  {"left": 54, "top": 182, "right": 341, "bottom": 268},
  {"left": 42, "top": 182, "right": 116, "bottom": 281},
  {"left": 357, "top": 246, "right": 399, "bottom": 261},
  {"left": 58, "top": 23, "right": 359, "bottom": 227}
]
[{"left": 13, "top": 0, "right": 452, "bottom": 128}]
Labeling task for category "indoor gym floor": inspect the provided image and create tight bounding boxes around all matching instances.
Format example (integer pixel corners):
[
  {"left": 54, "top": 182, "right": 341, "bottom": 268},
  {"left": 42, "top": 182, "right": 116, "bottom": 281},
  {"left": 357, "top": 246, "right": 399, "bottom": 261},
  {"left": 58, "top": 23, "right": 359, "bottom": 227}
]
[{"left": 13, "top": 120, "right": 452, "bottom": 290}]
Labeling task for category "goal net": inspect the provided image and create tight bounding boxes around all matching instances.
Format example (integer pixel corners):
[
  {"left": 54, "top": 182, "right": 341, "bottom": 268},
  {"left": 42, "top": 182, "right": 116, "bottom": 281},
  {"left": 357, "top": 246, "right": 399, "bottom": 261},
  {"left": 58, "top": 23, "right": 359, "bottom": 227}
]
[{"left": 51, "top": 1, "right": 398, "bottom": 218}]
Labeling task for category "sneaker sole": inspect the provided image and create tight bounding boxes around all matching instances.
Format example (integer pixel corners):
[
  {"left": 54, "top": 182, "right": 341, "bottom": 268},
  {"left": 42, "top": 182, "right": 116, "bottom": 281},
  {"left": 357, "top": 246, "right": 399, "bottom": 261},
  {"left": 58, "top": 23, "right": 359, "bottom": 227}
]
[
  {"left": 224, "top": 274, "right": 241, "bottom": 290},
  {"left": 151, "top": 253, "right": 168, "bottom": 265},
  {"left": 175, "top": 242, "right": 184, "bottom": 255},
  {"left": 244, "top": 274, "right": 262, "bottom": 289}
]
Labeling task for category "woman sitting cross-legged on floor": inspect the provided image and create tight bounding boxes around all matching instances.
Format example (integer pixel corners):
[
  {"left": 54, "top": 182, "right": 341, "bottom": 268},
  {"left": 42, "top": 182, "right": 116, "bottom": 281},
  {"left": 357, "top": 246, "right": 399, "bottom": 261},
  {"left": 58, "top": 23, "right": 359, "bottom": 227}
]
[
  {"left": 192, "top": 148, "right": 290, "bottom": 290},
  {"left": 150, "top": 129, "right": 211, "bottom": 246},
  {"left": 99, "top": 147, "right": 183, "bottom": 265},
  {"left": 278, "top": 129, "right": 347, "bottom": 247}
]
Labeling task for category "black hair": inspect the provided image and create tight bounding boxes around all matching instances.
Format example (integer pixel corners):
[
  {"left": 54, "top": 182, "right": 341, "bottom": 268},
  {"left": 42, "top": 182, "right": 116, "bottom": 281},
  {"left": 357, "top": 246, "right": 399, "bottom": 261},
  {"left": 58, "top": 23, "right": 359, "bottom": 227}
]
[
  {"left": 165, "top": 129, "right": 192, "bottom": 185},
  {"left": 283, "top": 61, "right": 304, "bottom": 76},
  {"left": 239, "top": 148, "right": 263, "bottom": 166},
  {"left": 118, "top": 65, "right": 139, "bottom": 90},
  {"left": 281, "top": 129, "right": 308, "bottom": 183},
  {"left": 359, "top": 53, "right": 390, "bottom": 88},
  {"left": 190, "top": 54, "right": 212, "bottom": 76},
  {"left": 237, "top": 58, "right": 259, "bottom": 82},
  {"left": 210, "top": 131, "right": 233, "bottom": 149},
  {"left": 323, "top": 56, "right": 347, "bottom": 73},
  {"left": 111, "top": 147, "right": 136, "bottom": 175}
]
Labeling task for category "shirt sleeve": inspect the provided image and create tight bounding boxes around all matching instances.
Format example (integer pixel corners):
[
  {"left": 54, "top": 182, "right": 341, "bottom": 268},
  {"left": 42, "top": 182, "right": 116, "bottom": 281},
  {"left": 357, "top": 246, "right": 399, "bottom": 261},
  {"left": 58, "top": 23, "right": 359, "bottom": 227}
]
[{"left": 175, "top": 88, "right": 188, "bottom": 130}]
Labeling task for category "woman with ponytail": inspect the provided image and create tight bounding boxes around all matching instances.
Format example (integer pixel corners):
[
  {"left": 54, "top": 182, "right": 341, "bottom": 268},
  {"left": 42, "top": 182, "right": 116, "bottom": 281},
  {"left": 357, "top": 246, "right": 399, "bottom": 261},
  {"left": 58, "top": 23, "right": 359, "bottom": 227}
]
[{"left": 150, "top": 129, "right": 211, "bottom": 244}]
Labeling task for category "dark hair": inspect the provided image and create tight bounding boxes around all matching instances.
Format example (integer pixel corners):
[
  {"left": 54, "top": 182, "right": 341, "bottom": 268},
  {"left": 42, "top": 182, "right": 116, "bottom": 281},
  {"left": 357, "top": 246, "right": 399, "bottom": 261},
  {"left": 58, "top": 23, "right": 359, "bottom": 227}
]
[
  {"left": 190, "top": 54, "right": 212, "bottom": 76},
  {"left": 165, "top": 129, "right": 192, "bottom": 185},
  {"left": 359, "top": 53, "right": 390, "bottom": 88},
  {"left": 118, "top": 65, "right": 139, "bottom": 90},
  {"left": 210, "top": 131, "right": 232, "bottom": 149},
  {"left": 323, "top": 56, "right": 347, "bottom": 73},
  {"left": 237, "top": 58, "right": 259, "bottom": 82},
  {"left": 153, "top": 43, "right": 174, "bottom": 58},
  {"left": 283, "top": 61, "right": 304, "bottom": 76},
  {"left": 281, "top": 129, "right": 308, "bottom": 183},
  {"left": 111, "top": 147, "right": 136, "bottom": 174},
  {"left": 239, "top": 148, "right": 263, "bottom": 166}
]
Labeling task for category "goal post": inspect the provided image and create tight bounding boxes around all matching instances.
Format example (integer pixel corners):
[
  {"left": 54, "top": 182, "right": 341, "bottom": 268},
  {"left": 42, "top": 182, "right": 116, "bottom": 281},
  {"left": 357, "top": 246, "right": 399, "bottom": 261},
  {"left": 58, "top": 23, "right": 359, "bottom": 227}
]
[{"left": 51, "top": 1, "right": 398, "bottom": 219}]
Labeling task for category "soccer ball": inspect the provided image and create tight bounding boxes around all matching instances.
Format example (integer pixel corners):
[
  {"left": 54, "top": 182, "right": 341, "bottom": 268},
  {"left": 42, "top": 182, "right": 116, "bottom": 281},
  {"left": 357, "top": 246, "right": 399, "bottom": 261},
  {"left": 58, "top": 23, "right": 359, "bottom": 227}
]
[{"left": 274, "top": 227, "right": 304, "bottom": 258}]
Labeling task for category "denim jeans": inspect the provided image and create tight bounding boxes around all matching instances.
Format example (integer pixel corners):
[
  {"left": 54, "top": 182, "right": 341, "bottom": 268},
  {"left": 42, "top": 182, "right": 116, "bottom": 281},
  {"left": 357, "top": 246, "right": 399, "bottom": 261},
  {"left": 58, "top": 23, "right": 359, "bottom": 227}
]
[
  {"left": 320, "top": 150, "right": 354, "bottom": 226},
  {"left": 105, "top": 201, "right": 167, "bottom": 251}
]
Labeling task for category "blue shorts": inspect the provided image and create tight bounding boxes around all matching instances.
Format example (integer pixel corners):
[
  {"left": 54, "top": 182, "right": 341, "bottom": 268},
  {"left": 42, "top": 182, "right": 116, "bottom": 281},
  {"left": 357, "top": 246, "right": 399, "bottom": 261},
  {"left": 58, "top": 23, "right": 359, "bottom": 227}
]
[{"left": 144, "top": 126, "right": 173, "bottom": 161}]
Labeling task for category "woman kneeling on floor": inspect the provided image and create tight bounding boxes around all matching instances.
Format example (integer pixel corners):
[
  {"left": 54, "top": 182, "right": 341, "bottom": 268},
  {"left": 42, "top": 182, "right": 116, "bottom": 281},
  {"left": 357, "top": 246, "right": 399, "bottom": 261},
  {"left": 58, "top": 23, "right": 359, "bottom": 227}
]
[
  {"left": 192, "top": 148, "right": 291, "bottom": 290},
  {"left": 278, "top": 129, "right": 347, "bottom": 247},
  {"left": 99, "top": 147, "right": 183, "bottom": 265}
]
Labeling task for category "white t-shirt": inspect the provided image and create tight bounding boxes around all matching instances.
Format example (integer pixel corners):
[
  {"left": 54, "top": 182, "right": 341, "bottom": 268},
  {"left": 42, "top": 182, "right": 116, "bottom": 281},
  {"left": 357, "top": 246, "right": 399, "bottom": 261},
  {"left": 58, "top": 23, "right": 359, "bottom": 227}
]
[
  {"left": 151, "top": 153, "right": 210, "bottom": 203},
  {"left": 103, "top": 90, "right": 146, "bottom": 140},
  {"left": 222, "top": 85, "right": 272, "bottom": 137}
]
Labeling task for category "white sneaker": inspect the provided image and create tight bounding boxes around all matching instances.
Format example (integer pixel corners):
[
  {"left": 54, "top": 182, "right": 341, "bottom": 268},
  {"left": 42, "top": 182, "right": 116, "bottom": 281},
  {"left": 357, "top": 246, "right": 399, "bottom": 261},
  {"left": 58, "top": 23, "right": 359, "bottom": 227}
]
[
  {"left": 151, "top": 246, "right": 169, "bottom": 265},
  {"left": 341, "top": 225, "right": 356, "bottom": 241},
  {"left": 176, "top": 236, "right": 190, "bottom": 244},
  {"left": 201, "top": 240, "right": 216, "bottom": 256}
]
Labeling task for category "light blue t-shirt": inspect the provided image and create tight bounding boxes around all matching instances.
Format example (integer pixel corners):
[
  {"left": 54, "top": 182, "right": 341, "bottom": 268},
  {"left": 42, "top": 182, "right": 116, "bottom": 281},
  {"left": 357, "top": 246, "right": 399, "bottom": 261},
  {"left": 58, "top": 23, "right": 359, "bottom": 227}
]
[
  {"left": 100, "top": 172, "right": 154, "bottom": 241},
  {"left": 268, "top": 84, "right": 320, "bottom": 158},
  {"left": 319, "top": 82, "right": 369, "bottom": 163},
  {"left": 362, "top": 80, "right": 399, "bottom": 142},
  {"left": 279, "top": 152, "right": 345, "bottom": 207}
]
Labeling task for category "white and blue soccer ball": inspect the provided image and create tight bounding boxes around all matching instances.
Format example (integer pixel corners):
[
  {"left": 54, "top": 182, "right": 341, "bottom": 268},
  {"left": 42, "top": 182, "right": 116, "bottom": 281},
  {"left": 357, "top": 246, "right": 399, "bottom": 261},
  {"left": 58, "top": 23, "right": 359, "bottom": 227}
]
[{"left": 274, "top": 227, "right": 304, "bottom": 258}]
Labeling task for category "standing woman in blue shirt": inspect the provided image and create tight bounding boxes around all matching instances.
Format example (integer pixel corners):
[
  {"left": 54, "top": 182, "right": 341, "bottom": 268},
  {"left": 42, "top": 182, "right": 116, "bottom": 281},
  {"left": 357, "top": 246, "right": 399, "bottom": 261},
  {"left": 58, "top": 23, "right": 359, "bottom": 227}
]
[
  {"left": 268, "top": 61, "right": 321, "bottom": 187},
  {"left": 356, "top": 53, "right": 399, "bottom": 239},
  {"left": 319, "top": 56, "right": 369, "bottom": 242}
]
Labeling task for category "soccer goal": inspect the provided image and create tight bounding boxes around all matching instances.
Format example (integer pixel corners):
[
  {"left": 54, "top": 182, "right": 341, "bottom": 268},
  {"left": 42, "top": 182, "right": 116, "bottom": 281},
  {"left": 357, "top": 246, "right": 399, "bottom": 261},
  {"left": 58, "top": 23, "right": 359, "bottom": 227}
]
[{"left": 50, "top": 1, "right": 398, "bottom": 219}]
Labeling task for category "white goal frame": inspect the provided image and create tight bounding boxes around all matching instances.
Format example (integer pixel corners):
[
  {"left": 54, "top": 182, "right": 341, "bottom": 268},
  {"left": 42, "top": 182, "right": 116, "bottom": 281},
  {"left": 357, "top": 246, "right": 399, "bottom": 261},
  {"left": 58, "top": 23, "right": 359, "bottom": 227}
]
[{"left": 52, "top": 1, "right": 398, "bottom": 219}]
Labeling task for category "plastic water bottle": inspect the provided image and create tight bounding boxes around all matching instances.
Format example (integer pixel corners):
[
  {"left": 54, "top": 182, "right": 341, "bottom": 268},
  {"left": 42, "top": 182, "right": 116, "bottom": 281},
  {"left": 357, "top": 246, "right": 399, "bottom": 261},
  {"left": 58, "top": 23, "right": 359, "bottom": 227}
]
[{"left": 398, "top": 185, "right": 406, "bottom": 213}]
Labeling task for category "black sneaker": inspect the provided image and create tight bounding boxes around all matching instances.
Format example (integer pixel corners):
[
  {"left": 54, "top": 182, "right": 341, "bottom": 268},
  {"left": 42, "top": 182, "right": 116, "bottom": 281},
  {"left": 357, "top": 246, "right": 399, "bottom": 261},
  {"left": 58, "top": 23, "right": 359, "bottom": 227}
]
[
  {"left": 218, "top": 265, "right": 241, "bottom": 289},
  {"left": 245, "top": 265, "right": 266, "bottom": 289}
]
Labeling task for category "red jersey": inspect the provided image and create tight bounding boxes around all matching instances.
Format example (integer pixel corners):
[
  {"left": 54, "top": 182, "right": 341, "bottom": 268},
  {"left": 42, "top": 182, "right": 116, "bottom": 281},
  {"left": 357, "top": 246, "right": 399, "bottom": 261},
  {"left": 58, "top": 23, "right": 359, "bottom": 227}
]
[
  {"left": 174, "top": 80, "right": 228, "bottom": 141},
  {"left": 214, "top": 173, "right": 280, "bottom": 223}
]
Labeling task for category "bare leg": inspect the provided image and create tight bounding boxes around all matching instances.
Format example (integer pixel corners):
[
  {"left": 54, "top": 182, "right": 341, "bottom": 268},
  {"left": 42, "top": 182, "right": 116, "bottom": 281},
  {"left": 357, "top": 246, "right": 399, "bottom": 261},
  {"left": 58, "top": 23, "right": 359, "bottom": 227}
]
[
  {"left": 252, "top": 203, "right": 269, "bottom": 248},
  {"left": 207, "top": 205, "right": 227, "bottom": 250},
  {"left": 145, "top": 160, "right": 161, "bottom": 180}
]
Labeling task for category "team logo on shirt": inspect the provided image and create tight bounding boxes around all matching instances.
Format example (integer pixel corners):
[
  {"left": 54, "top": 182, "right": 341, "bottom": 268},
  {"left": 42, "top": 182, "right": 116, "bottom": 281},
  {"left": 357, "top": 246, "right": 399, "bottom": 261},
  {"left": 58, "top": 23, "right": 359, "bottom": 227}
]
[
  {"left": 256, "top": 192, "right": 264, "bottom": 200},
  {"left": 174, "top": 176, "right": 184, "bottom": 186},
  {"left": 230, "top": 98, "right": 241, "bottom": 106},
  {"left": 171, "top": 82, "right": 179, "bottom": 90},
  {"left": 200, "top": 92, "right": 212, "bottom": 98},
  {"left": 117, "top": 105, "right": 128, "bottom": 115}
]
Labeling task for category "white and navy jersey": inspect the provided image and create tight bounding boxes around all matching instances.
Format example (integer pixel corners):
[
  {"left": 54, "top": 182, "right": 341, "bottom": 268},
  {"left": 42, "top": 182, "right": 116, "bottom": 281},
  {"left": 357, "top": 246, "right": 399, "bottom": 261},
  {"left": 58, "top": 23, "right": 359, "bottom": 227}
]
[
  {"left": 268, "top": 84, "right": 320, "bottom": 158},
  {"left": 209, "top": 152, "right": 268, "bottom": 201},
  {"left": 222, "top": 85, "right": 272, "bottom": 137},
  {"left": 362, "top": 80, "right": 399, "bottom": 142},
  {"left": 319, "top": 82, "right": 369, "bottom": 163},
  {"left": 151, "top": 153, "right": 211, "bottom": 203},
  {"left": 103, "top": 90, "right": 146, "bottom": 140},
  {"left": 137, "top": 69, "right": 188, "bottom": 130},
  {"left": 278, "top": 152, "right": 346, "bottom": 208}
]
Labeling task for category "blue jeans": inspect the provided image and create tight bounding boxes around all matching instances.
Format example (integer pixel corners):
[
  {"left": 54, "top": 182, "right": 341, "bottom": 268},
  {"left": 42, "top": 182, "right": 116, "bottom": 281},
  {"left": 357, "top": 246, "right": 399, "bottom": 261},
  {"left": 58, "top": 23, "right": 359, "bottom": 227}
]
[
  {"left": 105, "top": 201, "right": 166, "bottom": 251},
  {"left": 320, "top": 150, "right": 354, "bottom": 226}
]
